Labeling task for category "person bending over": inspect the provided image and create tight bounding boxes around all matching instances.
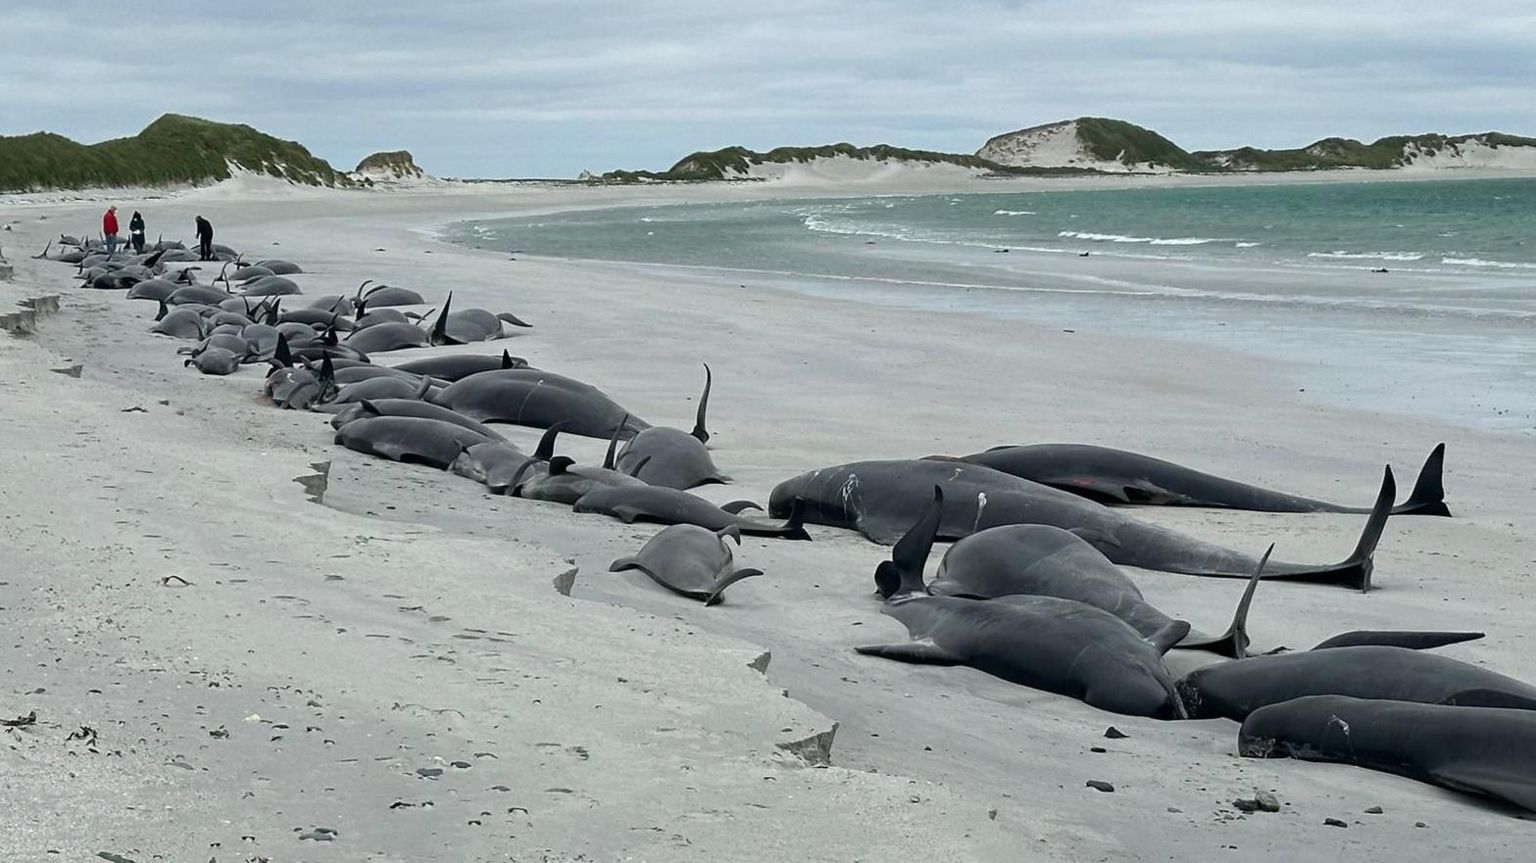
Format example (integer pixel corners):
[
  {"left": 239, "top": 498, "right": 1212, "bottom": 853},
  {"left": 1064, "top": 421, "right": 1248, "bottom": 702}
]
[{"left": 195, "top": 215, "right": 214, "bottom": 261}]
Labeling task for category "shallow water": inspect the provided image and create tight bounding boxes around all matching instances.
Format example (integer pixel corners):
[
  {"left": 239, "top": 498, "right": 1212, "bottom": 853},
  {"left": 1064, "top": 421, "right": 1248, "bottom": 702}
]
[{"left": 445, "top": 178, "right": 1536, "bottom": 433}]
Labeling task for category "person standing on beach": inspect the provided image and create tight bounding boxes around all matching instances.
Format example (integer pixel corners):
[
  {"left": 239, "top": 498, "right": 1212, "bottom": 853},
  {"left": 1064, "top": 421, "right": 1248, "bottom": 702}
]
[
  {"left": 195, "top": 215, "right": 214, "bottom": 261},
  {"left": 128, "top": 211, "right": 146, "bottom": 254},
  {"left": 103, "top": 205, "right": 120, "bottom": 255}
]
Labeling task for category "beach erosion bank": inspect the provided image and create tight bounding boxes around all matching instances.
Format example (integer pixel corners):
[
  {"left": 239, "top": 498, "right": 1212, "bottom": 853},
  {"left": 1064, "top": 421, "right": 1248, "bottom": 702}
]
[{"left": 3, "top": 174, "right": 1535, "bottom": 862}]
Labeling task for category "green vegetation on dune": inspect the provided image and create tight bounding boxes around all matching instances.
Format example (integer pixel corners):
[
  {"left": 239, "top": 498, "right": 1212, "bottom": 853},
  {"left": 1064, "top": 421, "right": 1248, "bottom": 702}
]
[
  {"left": 0, "top": 114, "right": 352, "bottom": 193},
  {"left": 598, "top": 142, "right": 1095, "bottom": 182},
  {"left": 1071, "top": 118, "right": 1212, "bottom": 172},
  {"left": 1193, "top": 132, "right": 1536, "bottom": 171}
]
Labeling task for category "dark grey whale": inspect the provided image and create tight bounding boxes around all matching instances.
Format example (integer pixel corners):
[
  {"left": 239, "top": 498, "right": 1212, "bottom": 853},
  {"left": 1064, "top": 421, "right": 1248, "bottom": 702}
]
[
  {"left": 346, "top": 321, "right": 430, "bottom": 354},
  {"left": 432, "top": 368, "right": 650, "bottom": 440},
  {"left": 953, "top": 442, "right": 1448, "bottom": 516},
  {"left": 334, "top": 416, "right": 494, "bottom": 469},
  {"left": 857, "top": 593, "right": 1189, "bottom": 718},
  {"left": 331, "top": 398, "right": 505, "bottom": 440},
  {"left": 392, "top": 350, "right": 526, "bottom": 381},
  {"left": 1240, "top": 695, "right": 1536, "bottom": 813},
  {"left": 615, "top": 364, "right": 728, "bottom": 489},
  {"left": 574, "top": 485, "right": 810, "bottom": 540},
  {"left": 875, "top": 486, "right": 1263, "bottom": 658},
  {"left": 769, "top": 459, "right": 1394, "bottom": 590},
  {"left": 512, "top": 422, "right": 646, "bottom": 504},
  {"left": 427, "top": 292, "right": 532, "bottom": 345},
  {"left": 609, "top": 524, "right": 764, "bottom": 606},
  {"left": 1177, "top": 645, "right": 1536, "bottom": 721}
]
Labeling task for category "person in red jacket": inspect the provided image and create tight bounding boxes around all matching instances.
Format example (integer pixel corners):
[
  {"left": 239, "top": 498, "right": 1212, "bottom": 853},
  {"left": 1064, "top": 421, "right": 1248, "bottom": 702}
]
[{"left": 103, "top": 205, "right": 120, "bottom": 255}]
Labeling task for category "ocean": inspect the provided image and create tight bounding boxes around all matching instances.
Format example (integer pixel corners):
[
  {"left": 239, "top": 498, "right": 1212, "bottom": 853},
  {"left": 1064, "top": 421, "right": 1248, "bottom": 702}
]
[{"left": 444, "top": 177, "right": 1536, "bottom": 432}]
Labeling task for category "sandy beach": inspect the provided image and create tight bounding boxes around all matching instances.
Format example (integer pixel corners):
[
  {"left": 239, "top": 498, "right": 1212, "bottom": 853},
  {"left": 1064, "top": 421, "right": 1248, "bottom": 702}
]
[{"left": 3, "top": 172, "right": 1535, "bottom": 862}]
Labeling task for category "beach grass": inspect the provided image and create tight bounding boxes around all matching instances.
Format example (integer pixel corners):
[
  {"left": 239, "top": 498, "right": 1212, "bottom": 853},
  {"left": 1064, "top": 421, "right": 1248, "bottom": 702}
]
[{"left": 0, "top": 113, "right": 352, "bottom": 193}]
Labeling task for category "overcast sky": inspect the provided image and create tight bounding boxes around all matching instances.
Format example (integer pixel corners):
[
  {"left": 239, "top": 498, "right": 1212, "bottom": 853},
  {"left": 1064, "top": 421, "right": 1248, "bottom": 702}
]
[{"left": 4, "top": 1, "right": 1532, "bottom": 178}]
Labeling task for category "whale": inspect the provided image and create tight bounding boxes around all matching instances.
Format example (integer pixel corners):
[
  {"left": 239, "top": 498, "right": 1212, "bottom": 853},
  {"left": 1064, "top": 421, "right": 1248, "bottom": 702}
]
[
  {"left": 769, "top": 458, "right": 1394, "bottom": 590},
  {"left": 953, "top": 442, "right": 1448, "bottom": 516}
]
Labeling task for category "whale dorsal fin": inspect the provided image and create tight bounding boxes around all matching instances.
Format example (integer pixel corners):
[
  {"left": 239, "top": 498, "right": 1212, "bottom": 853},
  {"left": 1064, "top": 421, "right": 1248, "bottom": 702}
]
[{"left": 547, "top": 456, "right": 575, "bottom": 476}]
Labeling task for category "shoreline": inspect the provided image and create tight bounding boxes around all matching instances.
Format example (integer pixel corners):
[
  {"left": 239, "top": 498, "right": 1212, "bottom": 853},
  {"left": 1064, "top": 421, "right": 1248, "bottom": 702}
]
[{"left": 5, "top": 177, "right": 1536, "bottom": 860}]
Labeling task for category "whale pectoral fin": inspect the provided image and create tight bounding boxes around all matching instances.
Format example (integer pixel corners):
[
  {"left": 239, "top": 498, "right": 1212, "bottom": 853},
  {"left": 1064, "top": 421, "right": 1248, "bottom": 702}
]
[
  {"left": 1438, "top": 688, "right": 1536, "bottom": 711},
  {"left": 1147, "top": 620, "right": 1192, "bottom": 655},
  {"left": 720, "top": 500, "right": 762, "bottom": 515},
  {"left": 854, "top": 515, "right": 913, "bottom": 546},
  {"left": 1066, "top": 526, "right": 1122, "bottom": 551},
  {"left": 704, "top": 567, "right": 764, "bottom": 606},
  {"left": 1427, "top": 765, "right": 1536, "bottom": 812},
  {"left": 1310, "top": 630, "right": 1485, "bottom": 651},
  {"left": 855, "top": 640, "right": 960, "bottom": 667},
  {"left": 612, "top": 505, "right": 644, "bottom": 524},
  {"left": 609, "top": 556, "right": 639, "bottom": 572}
]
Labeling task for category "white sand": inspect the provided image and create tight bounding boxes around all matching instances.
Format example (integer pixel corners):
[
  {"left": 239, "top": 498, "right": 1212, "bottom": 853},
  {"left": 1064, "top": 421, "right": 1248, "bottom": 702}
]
[{"left": 3, "top": 173, "right": 1535, "bottom": 861}]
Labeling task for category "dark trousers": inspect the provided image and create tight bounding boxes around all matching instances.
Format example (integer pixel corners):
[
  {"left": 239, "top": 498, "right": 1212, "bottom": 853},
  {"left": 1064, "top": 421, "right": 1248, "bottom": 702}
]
[
  {"left": 131, "top": 233, "right": 145, "bottom": 254},
  {"left": 199, "top": 238, "right": 213, "bottom": 260}
]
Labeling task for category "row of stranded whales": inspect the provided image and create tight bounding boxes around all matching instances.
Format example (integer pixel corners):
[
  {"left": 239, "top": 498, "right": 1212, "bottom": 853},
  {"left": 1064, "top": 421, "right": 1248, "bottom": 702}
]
[
  {"left": 954, "top": 442, "right": 1449, "bottom": 516},
  {"left": 769, "top": 458, "right": 1394, "bottom": 590},
  {"left": 875, "top": 487, "right": 1261, "bottom": 658},
  {"left": 42, "top": 230, "right": 1536, "bottom": 815}
]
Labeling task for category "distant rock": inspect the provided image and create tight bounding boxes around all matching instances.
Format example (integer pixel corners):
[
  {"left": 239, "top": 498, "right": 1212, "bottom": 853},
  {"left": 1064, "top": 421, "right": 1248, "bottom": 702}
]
[{"left": 352, "top": 150, "right": 431, "bottom": 184}]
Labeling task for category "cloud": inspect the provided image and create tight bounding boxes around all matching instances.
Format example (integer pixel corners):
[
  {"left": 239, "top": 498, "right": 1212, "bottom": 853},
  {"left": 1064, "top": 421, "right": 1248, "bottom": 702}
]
[{"left": 1, "top": 0, "right": 1531, "bottom": 176}]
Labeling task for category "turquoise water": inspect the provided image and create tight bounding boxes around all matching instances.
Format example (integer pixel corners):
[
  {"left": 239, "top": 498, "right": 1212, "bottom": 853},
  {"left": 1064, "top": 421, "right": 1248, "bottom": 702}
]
[{"left": 445, "top": 178, "right": 1536, "bottom": 431}]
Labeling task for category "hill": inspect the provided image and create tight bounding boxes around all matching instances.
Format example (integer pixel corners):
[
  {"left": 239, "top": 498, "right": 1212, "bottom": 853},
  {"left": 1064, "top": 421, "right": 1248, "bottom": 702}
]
[
  {"left": 978, "top": 118, "right": 1210, "bottom": 173},
  {"left": 0, "top": 114, "right": 353, "bottom": 193},
  {"left": 1194, "top": 132, "right": 1536, "bottom": 171},
  {"left": 596, "top": 143, "right": 1093, "bottom": 182}
]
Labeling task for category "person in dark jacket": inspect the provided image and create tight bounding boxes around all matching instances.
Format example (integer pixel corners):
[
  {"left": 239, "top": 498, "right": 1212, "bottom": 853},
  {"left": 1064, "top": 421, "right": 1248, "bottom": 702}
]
[
  {"left": 195, "top": 215, "right": 214, "bottom": 261},
  {"left": 129, "top": 211, "right": 146, "bottom": 254}
]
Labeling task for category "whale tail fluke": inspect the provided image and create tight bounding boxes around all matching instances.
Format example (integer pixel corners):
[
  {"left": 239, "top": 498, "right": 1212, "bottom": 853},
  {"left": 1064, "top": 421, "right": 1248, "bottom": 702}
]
[
  {"left": 1391, "top": 442, "right": 1450, "bottom": 517},
  {"left": 1268, "top": 467, "right": 1394, "bottom": 592},
  {"left": 875, "top": 486, "right": 942, "bottom": 599},
  {"left": 1180, "top": 545, "right": 1269, "bottom": 658},
  {"left": 704, "top": 568, "right": 765, "bottom": 606}
]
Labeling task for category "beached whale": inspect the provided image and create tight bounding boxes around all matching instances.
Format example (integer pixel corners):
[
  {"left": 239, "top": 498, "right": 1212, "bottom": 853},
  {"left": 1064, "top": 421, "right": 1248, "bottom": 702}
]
[
  {"left": 953, "top": 442, "right": 1448, "bottom": 516},
  {"left": 313, "top": 375, "right": 430, "bottom": 413},
  {"left": 510, "top": 422, "right": 648, "bottom": 503},
  {"left": 356, "top": 280, "right": 424, "bottom": 307},
  {"left": 346, "top": 321, "right": 431, "bottom": 354},
  {"left": 427, "top": 292, "right": 532, "bottom": 345},
  {"left": 574, "top": 485, "right": 810, "bottom": 540},
  {"left": 255, "top": 259, "right": 303, "bottom": 275},
  {"left": 615, "top": 363, "right": 729, "bottom": 489},
  {"left": 1240, "top": 695, "right": 1536, "bottom": 813},
  {"left": 392, "top": 349, "right": 526, "bottom": 381},
  {"left": 432, "top": 368, "right": 650, "bottom": 440},
  {"left": 858, "top": 593, "right": 1189, "bottom": 718},
  {"left": 333, "top": 397, "right": 504, "bottom": 439},
  {"left": 609, "top": 524, "right": 764, "bottom": 606},
  {"left": 875, "top": 486, "right": 1263, "bottom": 658},
  {"left": 239, "top": 275, "right": 302, "bottom": 298},
  {"left": 184, "top": 346, "right": 241, "bottom": 375},
  {"left": 335, "top": 415, "right": 494, "bottom": 469},
  {"left": 769, "top": 459, "right": 1393, "bottom": 590},
  {"left": 1177, "top": 645, "right": 1536, "bottom": 721}
]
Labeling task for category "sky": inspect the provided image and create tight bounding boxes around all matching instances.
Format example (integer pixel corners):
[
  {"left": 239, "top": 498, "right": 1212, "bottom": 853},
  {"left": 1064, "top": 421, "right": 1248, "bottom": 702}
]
[{"left": 3, "top": 1, "right": 1533, "bottom": 178}]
